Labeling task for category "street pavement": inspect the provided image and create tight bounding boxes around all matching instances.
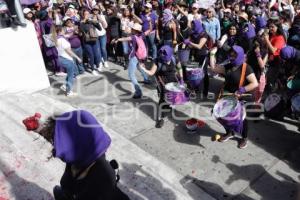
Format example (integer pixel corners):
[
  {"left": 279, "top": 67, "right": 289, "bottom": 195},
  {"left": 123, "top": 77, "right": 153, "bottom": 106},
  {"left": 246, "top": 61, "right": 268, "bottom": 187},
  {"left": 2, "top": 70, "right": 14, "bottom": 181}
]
[{"left": 0, "top": 61, "right": 300, "bottom": 200}]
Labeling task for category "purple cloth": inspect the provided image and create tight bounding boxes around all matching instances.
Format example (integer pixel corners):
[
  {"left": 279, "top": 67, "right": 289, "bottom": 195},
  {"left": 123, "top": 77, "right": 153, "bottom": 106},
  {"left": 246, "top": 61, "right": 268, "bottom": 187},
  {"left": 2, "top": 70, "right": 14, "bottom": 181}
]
[
  {"left": 230, "top": 45, "right": 245, "bottom": 67},
  {"left": 20, "top": 0, "right": 40, "bottom": 5},
  {"left": 280, "top": 46, "right": 297, "bottom": 60},
  {"left": 162, "top": 9, "right": 173, "bottom": 27},
  {"left": 215, "top": 98, "right": 244, "bottom": 134},
  {"left": 244, "top": 23, "right": 256, "bottom": 39},
  {"left": 255, "top": 17, "right": 267, "bottom": 32},
  {"left": 54, "top": 110, "right": 111, "bottom": 168},
  {"left": 140, "top": 13, "right": 158, "bottom": 32},
  {"left": 191, "top": 20, "right": 204, "bottom": 38},
  {"left": 159, "top": 45, "right": 173, "bottom": 63}
]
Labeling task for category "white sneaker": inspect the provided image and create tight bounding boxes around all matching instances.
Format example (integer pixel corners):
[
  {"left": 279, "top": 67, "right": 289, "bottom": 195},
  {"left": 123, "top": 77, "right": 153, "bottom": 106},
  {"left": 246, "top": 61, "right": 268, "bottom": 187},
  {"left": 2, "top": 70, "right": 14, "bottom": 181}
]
[
  {"left": 66, "top": 91, "right": 77, "bottom": 97},
  {"left": 92, "top": 70, "right": 100, "bottom": 76},
  {"left": 98, "top": 62, "right": 103, "bottom": 69},
  {"left": 55, "top": 72, "right": 67, "bottom": 77},
  {"left": 104, "top": 61, "right": 109, "bottom": 68},
  {"left": 60, "top": 85, "right": 66, "bottom": 92},
  {"left": 98, "top": 66, "right": 104, "bottom": 72}
]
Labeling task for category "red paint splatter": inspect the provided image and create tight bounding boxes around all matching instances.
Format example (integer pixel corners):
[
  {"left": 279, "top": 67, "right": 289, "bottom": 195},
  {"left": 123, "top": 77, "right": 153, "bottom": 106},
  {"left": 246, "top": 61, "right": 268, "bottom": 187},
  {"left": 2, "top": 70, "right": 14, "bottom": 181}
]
[{"left": 0, "top": 197, "right": 8, "bottom": 200}]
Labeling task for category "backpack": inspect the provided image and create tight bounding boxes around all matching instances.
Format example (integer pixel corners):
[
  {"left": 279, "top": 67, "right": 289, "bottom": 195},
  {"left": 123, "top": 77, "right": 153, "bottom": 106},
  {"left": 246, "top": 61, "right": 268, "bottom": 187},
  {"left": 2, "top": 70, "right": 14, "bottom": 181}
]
[
  {"left": 83, "top": 25, "right": 98, "bottom": 42},
  {"left": 134, "top": 35, "right": 147, "bottom": 60}
]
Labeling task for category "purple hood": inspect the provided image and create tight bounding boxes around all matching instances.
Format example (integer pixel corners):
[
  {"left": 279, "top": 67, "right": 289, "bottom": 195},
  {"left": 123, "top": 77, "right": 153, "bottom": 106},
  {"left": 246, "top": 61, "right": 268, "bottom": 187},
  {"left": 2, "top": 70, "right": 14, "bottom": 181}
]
[
  {"left": 159, "top": 45, "right": 174, "bottom": 63},
  {"left": 230, "top": 45, "right": 245, "bottom": 67},
  {"left": 280, "top": 46, "right": 297, "bottom": 60},
  {"left": 54, "top": 110, "right": 111, "bottom": 168}
]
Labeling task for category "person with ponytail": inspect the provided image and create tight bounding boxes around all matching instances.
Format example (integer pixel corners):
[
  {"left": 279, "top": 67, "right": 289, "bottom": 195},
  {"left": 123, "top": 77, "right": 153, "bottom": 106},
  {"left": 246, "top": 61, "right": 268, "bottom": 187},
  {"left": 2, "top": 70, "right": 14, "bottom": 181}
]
[
  {"left": 209, "top": 45, "right": 258, "bottom": 149},
  {"left": 54, "top": 25, "right": 82, "bottom": 96},
  {"left": 140, "top": 45, "right": 184, "bottom": 128}
]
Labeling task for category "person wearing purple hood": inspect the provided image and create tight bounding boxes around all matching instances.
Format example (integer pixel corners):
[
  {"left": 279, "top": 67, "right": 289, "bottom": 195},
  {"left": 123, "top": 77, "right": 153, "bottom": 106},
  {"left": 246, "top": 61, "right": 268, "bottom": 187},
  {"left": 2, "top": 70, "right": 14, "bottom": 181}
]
[
  {"left": 210, "top": 45, "right": 258, "bottom": 149},
  {"left": 34, "top": 110, "right": 130, "bottom": 200},
  {"left": 140, "top": 45, "right": 184, "bottom": 128},
  {"left": 280, "top": 45, "right": 300, "bottom": 90},
  {"left": 184, "top": 20, "right": 210, "bottom": 98},
  {"left": 238, "top": 12, "right": 256, "bottom": 52}
]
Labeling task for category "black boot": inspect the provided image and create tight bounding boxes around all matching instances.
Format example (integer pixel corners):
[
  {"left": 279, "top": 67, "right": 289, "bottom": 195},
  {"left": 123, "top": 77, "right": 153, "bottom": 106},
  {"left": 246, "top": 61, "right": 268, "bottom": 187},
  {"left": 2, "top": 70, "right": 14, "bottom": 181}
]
[
  {"left": 53, "top": 186, "right": 69, "bottom": 200},
  {"left": 11, "top": 16, "right": 26, "bottom": 27},
  {"left": 155, "top": 118, "right": 164, "bottom": 128}
]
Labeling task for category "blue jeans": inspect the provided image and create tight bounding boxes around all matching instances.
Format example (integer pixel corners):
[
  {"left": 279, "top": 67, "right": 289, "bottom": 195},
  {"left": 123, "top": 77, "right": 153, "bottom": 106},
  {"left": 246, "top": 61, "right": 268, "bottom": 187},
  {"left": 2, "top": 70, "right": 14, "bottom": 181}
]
[
  {"left": 72, "top": 47, "right": 85, "bottom": 75},
  {"left": 146, "top": 32, "right": 157, "bottom": 59},
  {"left": 98, "top": 35, "right": 108, "bottom": 62},
  {"left": 128, "top": 56, "right": 149, "bottom": 95},
  {"left": 58, "top": 57, "right": 75, "bottom": 93},
  {"left": 122, "top": 41, "right": 129, "bottom": 55},
  {"left": 83, "top": 41, "right": 100, "bottom": 70}
]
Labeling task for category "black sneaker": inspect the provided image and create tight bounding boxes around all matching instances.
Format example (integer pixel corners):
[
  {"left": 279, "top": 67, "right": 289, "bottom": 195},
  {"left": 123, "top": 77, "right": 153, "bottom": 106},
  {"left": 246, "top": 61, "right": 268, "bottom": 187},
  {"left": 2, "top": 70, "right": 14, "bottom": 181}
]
[
  {"left": 218, "top": 132, "right": 234, "bottom": 142},
  {"left": 238, "top": 139, "right": 248, "bottom": 149},
  {"left": 155, "top": 119, "right": 164, "bottom": 128},
  {"left": 132, "top": 93, "right": 142, "bottom": 99}
]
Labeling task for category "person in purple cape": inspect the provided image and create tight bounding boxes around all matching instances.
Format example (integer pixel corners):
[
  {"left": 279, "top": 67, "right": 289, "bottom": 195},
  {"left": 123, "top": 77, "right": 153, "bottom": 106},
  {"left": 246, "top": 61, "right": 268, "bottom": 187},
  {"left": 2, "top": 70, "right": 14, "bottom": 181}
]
[
  {"left": 209, "top": 45, "right": 258, "bottom": 149},
  {"left": 34, "top": 110, "right": 130, "bottom": 200},
  {"left": 140, "top": 45, "right": 184, "bottom": 128}
]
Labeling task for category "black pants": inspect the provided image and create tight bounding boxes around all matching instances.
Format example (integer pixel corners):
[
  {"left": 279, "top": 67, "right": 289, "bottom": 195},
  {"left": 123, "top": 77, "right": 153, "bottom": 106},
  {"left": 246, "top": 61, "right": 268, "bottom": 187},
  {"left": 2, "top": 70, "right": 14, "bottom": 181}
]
[
  {"left": 156, "top": 83, "right": 172, "bottom": 121},
  {"left": 4, "top": 0, "right": 17, "bottom": 16}
]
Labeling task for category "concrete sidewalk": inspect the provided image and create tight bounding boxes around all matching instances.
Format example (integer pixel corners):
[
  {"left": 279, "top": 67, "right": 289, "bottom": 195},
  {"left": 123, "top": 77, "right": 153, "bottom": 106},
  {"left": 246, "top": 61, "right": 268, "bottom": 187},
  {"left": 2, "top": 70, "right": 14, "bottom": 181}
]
[
  {"left": 42, "top": 61, "right": 300, "bottom": 200},
  {"left": 1, "top": 60, "right": 300, "bottom": 200},
  {"left": 0, "top": 92, "right": 213, "bottom": 200}
]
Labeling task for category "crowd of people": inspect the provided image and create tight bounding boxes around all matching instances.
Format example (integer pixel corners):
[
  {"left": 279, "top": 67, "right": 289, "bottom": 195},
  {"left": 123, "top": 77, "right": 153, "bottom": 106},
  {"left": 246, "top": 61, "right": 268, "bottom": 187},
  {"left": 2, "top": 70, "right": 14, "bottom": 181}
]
[
  {"left": 6, "top": 0, "right": 300, "bottom": 199},
  {"left": 11, "top": 0, "right": 299, "bottom": 147}
]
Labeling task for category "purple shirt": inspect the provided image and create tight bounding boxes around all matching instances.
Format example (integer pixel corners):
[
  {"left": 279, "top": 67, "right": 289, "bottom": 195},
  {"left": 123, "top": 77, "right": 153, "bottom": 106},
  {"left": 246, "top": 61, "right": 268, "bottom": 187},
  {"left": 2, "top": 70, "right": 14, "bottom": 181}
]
[{"left": 140, "top": 13, "right": 158, "bottom": 32}]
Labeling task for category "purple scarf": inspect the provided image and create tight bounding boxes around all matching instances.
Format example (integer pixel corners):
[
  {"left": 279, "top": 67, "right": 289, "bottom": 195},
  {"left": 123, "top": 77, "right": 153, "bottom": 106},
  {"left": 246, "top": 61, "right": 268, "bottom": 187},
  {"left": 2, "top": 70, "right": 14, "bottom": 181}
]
[
  {"left": 159, "top": 45, "right": 173, "bottom": 63},
  {"left": 230, "top": 45, "right": 245, "bottom": 67},
  {"left": 54, "top": 110, "right": 111, "bottom": 168},
  {"left": 191, "top": 20, "right": 204, "bottom": 38},
  {"left": 280, "top": 46, "right": 297, "bottom": 60},
  {"left": 162, "top": 9, "right": 174, "bottom": 27}
]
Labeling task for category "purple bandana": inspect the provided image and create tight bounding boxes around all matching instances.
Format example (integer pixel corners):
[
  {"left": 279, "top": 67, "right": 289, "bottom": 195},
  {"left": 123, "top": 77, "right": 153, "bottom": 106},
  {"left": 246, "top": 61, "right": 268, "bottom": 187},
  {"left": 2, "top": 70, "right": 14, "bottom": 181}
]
[
  {"left": 159, "top": 45, "right": 174, "bottom": 63},
  {"left": 162, "top": 9, "right": 174, "bottom": 27},
  {"left": 54, "top": 110, "right": 111, "bottom": 168}
]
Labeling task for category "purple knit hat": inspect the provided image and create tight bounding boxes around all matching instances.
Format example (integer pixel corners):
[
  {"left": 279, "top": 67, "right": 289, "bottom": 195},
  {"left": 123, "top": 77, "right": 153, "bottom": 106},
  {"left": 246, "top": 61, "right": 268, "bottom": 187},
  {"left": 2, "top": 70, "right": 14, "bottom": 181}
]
[
  {"left": 230, "top": 45, "right": 245, "bottom": 66},
  {"left": 280, "top": 46, "right": 297, "bottom": 60},
  {"left": 159, "top": 45, "right": 174, "bottom": 63}
]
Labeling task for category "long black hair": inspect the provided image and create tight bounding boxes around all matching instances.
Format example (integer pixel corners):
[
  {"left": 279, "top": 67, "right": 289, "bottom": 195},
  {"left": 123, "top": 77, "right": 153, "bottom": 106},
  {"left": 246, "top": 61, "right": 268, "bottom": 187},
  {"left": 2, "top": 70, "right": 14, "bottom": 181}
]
[{"left": 268, "top": 19, "right": 287, "bottom": 41}]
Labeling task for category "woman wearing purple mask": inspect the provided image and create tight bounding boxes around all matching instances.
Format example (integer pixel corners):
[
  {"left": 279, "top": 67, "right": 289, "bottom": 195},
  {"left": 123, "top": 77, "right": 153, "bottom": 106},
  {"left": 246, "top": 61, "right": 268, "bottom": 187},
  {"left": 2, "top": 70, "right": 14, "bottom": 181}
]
[
  {"left": 140, "top": 45, "right": 184, "bottom": 128},
  {"left": 209, "top": 45, "right": 258, "bottom": 149}
]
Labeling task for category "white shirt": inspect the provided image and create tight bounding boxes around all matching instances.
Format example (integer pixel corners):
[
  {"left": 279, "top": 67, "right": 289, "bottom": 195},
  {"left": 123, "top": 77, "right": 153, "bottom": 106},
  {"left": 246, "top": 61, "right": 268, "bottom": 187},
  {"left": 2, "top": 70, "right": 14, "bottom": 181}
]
[{"left": 57, "top": 37, "right": 73, "bottom": 61}]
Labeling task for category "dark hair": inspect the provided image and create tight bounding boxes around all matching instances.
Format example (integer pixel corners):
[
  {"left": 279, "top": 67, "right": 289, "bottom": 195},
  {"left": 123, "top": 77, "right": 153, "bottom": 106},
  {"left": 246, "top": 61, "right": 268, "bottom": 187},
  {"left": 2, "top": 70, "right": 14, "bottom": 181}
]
[
  {"left": 268, "top": 19, "right": 287, "bottom": 40},
  {"left": 38, "top": 117, "right": 56, "bottom": 145}
]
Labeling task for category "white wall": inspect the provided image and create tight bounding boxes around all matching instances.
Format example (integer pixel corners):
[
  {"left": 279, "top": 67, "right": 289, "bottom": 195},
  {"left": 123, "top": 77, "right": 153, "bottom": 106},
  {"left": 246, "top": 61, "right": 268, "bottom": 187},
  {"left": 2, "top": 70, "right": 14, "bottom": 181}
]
[{"left": 0, "top": 22, "right": 50, "bottom": 93}]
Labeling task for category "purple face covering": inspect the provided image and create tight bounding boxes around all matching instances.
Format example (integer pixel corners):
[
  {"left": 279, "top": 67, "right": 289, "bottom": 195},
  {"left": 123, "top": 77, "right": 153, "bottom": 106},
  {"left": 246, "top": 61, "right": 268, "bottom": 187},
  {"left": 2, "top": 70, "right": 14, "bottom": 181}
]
[
  {"left": 280, "top": 46, "right": 297, "bottom": 60},
  {"left": 159, "top": 45, "right": 174, "bottom": 63},
  {"left": 230, "top": 45, "right": 245, "bottom": 67},
  {"left": 191, "top": 20, "right": 204, "bottom": 38},
  {"left": 54, "top": 110, "right": 111, "bottom": 168},
  {"left": 162, "top": 9, "right": 174, "bottom": 27}
]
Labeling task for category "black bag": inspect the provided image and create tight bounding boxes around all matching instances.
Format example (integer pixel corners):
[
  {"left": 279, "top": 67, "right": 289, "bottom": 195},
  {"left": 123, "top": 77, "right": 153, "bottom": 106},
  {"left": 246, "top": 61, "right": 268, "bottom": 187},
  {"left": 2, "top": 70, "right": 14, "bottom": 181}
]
[{"left": 83, "top": 26, "right": 98, "bottom": 42}]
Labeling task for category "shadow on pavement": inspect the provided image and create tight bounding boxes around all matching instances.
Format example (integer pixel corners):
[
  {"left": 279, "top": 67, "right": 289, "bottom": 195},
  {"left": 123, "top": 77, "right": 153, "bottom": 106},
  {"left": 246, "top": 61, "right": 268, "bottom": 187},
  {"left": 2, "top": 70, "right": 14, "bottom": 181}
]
[
  {"left": 0, "top": 159, "right": 53, "bottom": 200},
  {"left": 119, "top": 162, "right": 177, "bottom": 200}
]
